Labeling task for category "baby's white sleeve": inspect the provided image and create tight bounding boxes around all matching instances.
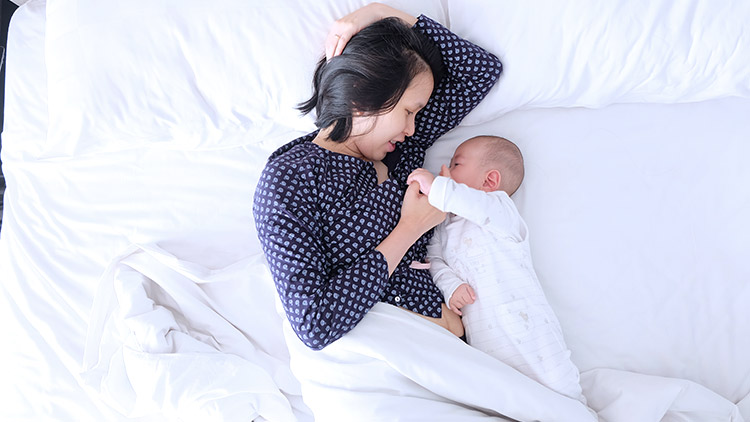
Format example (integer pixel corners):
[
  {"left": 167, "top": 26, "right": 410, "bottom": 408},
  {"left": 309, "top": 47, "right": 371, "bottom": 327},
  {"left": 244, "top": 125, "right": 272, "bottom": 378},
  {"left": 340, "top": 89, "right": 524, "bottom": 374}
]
[
  {"left": 426, "top": 225, "right": 465, "bottom": 308},
  {"left": 428, "top": 176, "right": 523, "bottom": 240}
]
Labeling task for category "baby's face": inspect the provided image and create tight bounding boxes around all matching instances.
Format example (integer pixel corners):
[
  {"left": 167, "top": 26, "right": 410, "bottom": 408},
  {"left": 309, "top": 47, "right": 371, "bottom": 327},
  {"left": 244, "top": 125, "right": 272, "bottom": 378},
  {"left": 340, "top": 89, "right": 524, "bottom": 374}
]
[{"left": 447, "top": 140, "right": 487, "bottom": 190}]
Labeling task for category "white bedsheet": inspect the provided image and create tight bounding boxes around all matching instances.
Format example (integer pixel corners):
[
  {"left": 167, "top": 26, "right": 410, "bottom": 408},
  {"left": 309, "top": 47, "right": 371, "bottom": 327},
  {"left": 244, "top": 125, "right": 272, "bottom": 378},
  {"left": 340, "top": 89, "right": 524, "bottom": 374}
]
[{"left": 2, "top": 0, "right": 749, "bottom": 421}]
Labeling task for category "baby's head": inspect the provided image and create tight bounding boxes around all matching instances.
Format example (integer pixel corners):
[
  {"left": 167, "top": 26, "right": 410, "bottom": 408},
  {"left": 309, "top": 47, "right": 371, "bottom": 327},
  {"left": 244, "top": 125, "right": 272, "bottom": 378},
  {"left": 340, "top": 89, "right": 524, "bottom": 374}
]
[{"left": 446, "top": 135, "right": 524, "bottom": 195}]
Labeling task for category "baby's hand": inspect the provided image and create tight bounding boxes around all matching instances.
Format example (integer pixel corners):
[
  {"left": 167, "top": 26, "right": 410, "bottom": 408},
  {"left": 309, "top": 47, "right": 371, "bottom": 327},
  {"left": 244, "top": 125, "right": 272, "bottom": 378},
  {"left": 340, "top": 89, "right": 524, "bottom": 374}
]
[
  {"left": 439, "top": 164, "right": 452, "bottom": 178},
  {"left": 407, "top": 168, "right": 435, "bottom": 195},
  {"left": 448, "top": 283, "right": 476, "bottom": 316}
]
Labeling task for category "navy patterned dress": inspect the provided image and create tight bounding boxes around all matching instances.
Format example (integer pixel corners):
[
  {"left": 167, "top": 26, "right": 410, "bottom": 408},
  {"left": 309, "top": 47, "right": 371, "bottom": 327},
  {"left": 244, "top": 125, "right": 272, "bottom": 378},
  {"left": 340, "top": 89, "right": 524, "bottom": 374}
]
[{"left": 254, "top": 15, "right": 502, "bottom": 350}]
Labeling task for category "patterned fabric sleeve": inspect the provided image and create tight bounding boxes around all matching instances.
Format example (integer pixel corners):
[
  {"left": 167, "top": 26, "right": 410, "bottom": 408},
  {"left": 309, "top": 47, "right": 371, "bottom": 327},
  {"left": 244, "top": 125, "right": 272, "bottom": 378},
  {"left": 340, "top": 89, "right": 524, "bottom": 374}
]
[
  {"left": 254, "top": 160, "right": 391, "bottom": 350},
  {"left": 392, "top": 15, "right": 503, "bottom": 182}
]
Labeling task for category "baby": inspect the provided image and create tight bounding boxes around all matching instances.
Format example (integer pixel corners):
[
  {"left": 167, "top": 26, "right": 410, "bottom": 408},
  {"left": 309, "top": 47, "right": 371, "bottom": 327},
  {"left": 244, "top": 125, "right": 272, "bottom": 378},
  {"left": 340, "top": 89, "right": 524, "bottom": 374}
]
[{"left": 408, "top": 135, "right": 587, "bottom": 404}]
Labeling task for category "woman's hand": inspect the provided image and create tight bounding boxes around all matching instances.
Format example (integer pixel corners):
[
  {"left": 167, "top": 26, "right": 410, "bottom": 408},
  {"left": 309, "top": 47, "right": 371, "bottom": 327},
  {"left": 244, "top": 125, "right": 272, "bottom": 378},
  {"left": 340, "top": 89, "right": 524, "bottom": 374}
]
[
  {"left": 400, "top": 181, "right": 445, "bottom": 234},
  {"left": 325, "top": 3, "right": 418, "bottom": 60},
  {"left": 375, "top": 182, "right": 444, "bottom": 275}
]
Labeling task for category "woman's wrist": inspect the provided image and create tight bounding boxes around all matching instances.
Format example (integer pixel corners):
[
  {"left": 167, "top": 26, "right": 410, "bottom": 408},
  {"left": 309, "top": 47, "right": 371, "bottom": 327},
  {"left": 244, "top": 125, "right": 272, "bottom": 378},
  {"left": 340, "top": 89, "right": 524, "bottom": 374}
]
[
  {"left": 375, "top": 222, "right": 423, "bottom": 275},
  {"left": 370, "top": 2, "right": 417, "bottom": 26}
]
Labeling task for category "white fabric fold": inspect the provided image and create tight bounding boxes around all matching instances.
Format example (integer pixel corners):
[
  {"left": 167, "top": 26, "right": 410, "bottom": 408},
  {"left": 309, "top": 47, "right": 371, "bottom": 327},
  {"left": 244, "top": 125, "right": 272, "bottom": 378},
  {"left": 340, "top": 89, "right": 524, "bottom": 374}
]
[
  {"left": 580, "top": 368, "right": 745, "bottom": 422},
  {"left": 737, "top": 393, "right": 750, "bottom": 421},
  {"left": 284, "top": 302, "right": 596, "bottom": 422},
  {"left": 82, "top": 244, "right": 309, "bottom": 422}
]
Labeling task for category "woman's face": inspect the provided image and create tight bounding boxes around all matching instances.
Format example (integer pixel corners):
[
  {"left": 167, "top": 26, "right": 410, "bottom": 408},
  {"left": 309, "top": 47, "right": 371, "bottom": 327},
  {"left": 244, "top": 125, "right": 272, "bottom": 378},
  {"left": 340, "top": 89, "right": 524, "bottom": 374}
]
[{"left": 347, "top": 70, "right": 434, "bottom": 162}]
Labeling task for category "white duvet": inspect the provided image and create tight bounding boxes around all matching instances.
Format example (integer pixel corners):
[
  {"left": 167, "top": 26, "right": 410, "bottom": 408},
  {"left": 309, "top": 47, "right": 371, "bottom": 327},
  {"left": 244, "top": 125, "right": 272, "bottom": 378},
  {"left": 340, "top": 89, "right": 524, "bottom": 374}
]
[
  {"left": 81, "top": 244, "right": 744, "bottom": 421},
  {"left": 2, "top": 0, "right": 750, "bottom": 421}
]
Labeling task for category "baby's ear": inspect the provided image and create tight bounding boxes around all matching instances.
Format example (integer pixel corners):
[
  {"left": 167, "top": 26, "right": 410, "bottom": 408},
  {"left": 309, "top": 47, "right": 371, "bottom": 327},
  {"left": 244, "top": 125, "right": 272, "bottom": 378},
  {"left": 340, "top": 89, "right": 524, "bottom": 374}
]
[{"left": 483, "top": 169, "right": 502, "bottom": 192}]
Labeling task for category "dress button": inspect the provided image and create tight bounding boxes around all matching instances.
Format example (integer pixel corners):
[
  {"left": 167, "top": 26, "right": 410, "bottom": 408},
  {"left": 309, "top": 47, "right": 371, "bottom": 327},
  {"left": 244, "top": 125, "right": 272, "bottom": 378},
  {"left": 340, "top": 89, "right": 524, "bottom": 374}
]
[{"left": 394, "top": 296, "right": 401, "bottom": 303}]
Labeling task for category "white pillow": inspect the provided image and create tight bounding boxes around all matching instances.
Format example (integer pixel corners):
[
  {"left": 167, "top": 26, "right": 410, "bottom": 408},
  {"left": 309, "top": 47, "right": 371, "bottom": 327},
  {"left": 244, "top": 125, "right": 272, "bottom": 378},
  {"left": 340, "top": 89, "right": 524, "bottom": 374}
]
[
  {"left": 448, "top": 0, "right": 750, "bottom": 125},
  {"left": 43, "top": 0, "right": 447, "bottom": 156}
]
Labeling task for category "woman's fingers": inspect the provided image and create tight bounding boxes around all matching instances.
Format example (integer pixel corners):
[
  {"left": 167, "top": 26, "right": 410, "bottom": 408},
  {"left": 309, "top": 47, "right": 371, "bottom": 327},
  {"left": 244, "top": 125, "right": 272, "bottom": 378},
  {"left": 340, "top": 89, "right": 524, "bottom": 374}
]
[
  {"left": 325, "top": 3, "right": 401, "bottom": 60},
  {"left": 402, "top": 182, "right": 445, "bottom": 231},
  {"left": 324, "top": 8, "right": 367, "bottom": 60},
  {"left": 405, "top": 180, "right": 421, "bottom": 197},
  {"left": 333, "top": 33, "right": 351, "bottom": 58},
  {"left": 324, "top": 4, "right": 417, "bottom": 60},
  {"left": 325, "top": 26, "right": 353, "bottom": 60}
]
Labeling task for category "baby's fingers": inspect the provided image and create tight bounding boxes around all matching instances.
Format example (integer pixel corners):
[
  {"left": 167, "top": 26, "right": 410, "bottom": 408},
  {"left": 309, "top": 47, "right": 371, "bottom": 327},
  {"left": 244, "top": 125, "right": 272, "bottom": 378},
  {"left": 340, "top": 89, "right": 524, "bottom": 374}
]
[{"left": 467, "top": 285, "right": 477, "bottom": 302}]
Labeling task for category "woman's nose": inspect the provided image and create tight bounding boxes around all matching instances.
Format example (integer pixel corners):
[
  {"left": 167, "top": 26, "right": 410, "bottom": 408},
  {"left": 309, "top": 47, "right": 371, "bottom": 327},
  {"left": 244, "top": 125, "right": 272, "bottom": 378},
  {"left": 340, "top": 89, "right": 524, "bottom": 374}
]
[{"left": 404, "top": 116, "right": 416, "bottom": 136}]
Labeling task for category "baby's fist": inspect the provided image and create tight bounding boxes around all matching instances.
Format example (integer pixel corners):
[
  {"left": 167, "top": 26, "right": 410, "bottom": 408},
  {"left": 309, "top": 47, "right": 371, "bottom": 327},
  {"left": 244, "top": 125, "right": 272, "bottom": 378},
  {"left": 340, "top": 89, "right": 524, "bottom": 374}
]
[{"left": 407, "top": 168, "right": 435, "bottom": 195}]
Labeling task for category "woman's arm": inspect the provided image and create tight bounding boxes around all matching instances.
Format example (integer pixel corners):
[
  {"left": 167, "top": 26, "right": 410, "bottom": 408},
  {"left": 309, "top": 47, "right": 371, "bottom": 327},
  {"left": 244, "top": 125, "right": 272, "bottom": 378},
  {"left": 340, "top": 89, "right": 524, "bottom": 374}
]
[
  {"left": 324, "top": 4, "right": 502, "bottom": 151},
  {"left": 377, "top": 182, "right": 445, "bottom": 274},
  {"left": 255, "top": 205, "right": 386, "bottom": 350},
  {"left": 325, "top": 3, "right": 417, "bottom": 60},
  {"left": 254, "top": 168, "right": 443, "bottom": 350},
  {"left": 408, "top": 16, "right": 503, "bottom": 148}
]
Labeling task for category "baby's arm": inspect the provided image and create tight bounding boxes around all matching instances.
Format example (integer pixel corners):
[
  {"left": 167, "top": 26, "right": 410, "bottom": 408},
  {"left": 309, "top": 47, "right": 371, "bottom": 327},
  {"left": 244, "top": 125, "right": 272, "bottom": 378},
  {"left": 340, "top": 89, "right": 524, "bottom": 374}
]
[
  {"left": 428, "top": 175, "right": 523, "bottom": 240},
  {"left": 427, "top": 225, "right": 471, "bottom": 315}
]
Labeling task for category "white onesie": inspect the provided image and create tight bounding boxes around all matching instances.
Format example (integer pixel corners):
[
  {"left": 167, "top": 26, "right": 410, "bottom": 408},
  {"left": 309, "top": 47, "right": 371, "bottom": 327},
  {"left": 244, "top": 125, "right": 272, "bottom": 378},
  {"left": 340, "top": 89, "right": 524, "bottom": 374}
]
[{"left": 427, "top": 176, "right": 586, "bottom": 403}]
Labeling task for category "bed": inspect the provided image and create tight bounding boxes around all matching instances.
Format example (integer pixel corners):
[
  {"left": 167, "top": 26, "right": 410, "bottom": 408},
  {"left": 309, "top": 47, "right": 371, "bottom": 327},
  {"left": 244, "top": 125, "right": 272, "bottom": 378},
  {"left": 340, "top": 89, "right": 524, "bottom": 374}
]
[{"left": 1, "top": 0, "right": 748, "bottom": 420}]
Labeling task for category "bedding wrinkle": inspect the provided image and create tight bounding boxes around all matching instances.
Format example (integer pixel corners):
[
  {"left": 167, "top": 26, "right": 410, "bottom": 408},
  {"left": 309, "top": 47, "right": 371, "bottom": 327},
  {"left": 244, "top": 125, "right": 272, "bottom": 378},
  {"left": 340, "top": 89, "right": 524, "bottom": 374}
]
[
  {"left": 83, "top": 245, "right": 302, "bottom": 421},
  {"left": 172, "top": 34, "right": 223, "bottom": 132}
]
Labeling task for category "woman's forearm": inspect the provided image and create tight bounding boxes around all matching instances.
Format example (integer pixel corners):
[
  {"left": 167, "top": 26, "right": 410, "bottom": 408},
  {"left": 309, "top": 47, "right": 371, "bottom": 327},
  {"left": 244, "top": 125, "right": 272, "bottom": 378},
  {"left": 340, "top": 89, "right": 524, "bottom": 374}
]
[
  {"left": 375, "top": 222, "right": 423, "bottom": 275},
  {"left": 369, "top": 2, "right": 418, "bottom": 26},
  {"left": 377, "top": 182, "right": 446, "bottom": 275}
]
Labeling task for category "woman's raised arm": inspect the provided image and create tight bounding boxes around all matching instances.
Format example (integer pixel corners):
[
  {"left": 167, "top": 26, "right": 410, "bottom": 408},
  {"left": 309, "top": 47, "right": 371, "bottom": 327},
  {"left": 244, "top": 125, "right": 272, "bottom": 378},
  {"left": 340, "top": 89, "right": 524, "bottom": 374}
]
[
  {"left": 409, "top": 16, "right": 503, "bottom": 147},
  {"left": 325, "top": 3, "right": 417, "bottom": 60}
]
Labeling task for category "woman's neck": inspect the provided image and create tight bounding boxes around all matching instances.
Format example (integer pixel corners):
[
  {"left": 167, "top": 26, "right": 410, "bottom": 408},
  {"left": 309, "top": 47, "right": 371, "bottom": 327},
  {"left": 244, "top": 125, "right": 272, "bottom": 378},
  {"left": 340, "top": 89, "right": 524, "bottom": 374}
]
[
  {"left": 312, "top": 127, "right": 388, "bottom": 183},
  {"left": 312, "top": 127, "right": 367, "bottom": 161}
]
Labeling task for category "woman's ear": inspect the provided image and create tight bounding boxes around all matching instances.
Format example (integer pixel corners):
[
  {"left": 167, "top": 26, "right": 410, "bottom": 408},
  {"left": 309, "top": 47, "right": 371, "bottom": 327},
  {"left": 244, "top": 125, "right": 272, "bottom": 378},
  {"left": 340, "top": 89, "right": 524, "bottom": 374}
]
[{"left": 483, "top": 169, "right": 502, "bottom": 192}]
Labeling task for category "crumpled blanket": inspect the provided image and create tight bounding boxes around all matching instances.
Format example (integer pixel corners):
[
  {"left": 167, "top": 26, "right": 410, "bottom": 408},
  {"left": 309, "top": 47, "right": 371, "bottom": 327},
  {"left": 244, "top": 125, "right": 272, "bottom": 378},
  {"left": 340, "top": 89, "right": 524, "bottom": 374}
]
[{"left": 82, "top": 244, "right": 311, "bottom": 421}]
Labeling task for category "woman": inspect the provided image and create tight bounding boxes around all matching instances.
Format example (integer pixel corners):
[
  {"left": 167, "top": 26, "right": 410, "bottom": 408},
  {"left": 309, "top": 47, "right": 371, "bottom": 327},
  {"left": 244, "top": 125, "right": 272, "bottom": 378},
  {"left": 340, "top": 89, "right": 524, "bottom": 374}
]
[{"left": 253, "top": 3, "right": 502, "bottom": 350}]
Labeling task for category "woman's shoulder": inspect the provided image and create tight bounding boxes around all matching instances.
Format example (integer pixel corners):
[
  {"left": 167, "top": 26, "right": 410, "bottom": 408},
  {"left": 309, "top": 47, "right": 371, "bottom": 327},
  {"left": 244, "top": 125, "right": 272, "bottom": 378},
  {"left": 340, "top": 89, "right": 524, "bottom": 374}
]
[
  {"left": 256, "top": 140, "right": 325, "bottom": 215},
  {"left": 264, "top": 136, "right": 327, "bottom": 178}
]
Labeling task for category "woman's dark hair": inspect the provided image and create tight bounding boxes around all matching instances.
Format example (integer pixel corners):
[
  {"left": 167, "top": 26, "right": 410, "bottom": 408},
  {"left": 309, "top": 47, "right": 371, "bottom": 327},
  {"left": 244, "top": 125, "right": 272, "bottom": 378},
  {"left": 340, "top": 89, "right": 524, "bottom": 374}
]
[{"left": 297, "top": 17, "right": 444, "bottom": 142}]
